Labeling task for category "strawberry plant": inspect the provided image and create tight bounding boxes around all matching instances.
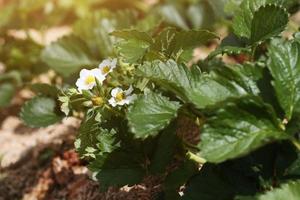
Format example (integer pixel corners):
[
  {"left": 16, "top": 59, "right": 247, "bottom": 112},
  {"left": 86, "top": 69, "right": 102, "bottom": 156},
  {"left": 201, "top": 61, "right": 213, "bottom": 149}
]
[{"left": 3, "top": 0, "right": 300, "bottom": 199}]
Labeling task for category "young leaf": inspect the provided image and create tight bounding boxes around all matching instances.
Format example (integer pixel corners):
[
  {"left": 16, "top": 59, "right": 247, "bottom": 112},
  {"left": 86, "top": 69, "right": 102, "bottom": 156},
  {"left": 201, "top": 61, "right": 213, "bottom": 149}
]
[
  {"left": 0, "top": 83, "right": 15, "bottom": 108},
  {"left": 127, "top": 91, "right": 181, "bottom": 139},
  {"left": 257, "top": 181, "right": 300, "bottom": 200},
  {"left": 41, "top": 35, "right": 94, "bottom": 77},
  {"left": 267, "top": 39, "right": 300, "bottom": 120},
  {"left": 75, "top": 108, "right": 119, "bottom": 156},
  {"left": 233, "top": 0, "right": 289, "bottom": 43},
  {"left": 250, "top": 4, "right": 289, "bottom": 44},
  {"left": 198, "top": 102, "right": 287, "bottom": 163},
  {"left": 20, "top": 97, "right": 62, "bottom": 128}
]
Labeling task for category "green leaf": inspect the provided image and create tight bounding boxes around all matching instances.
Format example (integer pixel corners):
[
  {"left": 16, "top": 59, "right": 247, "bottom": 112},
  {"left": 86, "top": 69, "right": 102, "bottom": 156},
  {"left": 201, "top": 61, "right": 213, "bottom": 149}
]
[
  {"left": 116, "top": 39, "right": 151, "bottom": 63},
  {"left": 29, "top": 83, "right": 58, "bottom": 97},
  {"left": 250, "top": 5, "right": 289, "bottom": 44},
  {"left": 257, "top": 181, "right": 300, "bottom": 200},
  {"left": 198, "top": 102, "right": 287, "bottom": 163},
  {"left": 164, "top": 158, "right": 198, "bottom": 200},
  {"left": 158, "top": 4, "right": 189, "bottom": 30},
  {"left": 111, "top": 29, "right": 153, "bottom": 44},
  {"left": 0, "top": 83, "right": 15, "bottom": 108},
  {"left": 285, "top": 152, "right": 300, "bottom": 176},
  {"left": 73, "top": 10, "right": 137, "bottom": 58},
  {"left": 151, "top": 28, "right": 218, "bottom": 58},
  {"left": 233, "top": 0, "right": 289, "bottom": 43},
  {"left": 149, "top": 123, "right": 178, "bottom": 174},
  {"left": 94, "top": 151, "right": 145, "bottom": 190},
  {"left": 212, "top": 63, "right": 263, "bottom": 96},
  {"left": 139, "top": 60, "right": 249, "bottom": 109},
  {"left": 172, "top": 30, "right": 218, "bottom": 53},
  {"left": 96, "top": 168, "right": 144, "bottom": 190},
  {"left": 75, "top": 109, "right": 119, "bottom": 156},
  {"left": 127, "top": 91, "right": 181, "bottom": 139},
  {"left": 20, "top": 97, "right": 62, "bottom": 128},
  {"left": 112, "top": 30, "right": 154, "bottom": 63},
  {"left": 267, "top": 39, "right": 300, "bottom": 120},
  {"left": 41, "top": 35, "right": 94, "bottom": 77},
  {"left": 182, "top": 164, "right": 236, "bottom": 200}
]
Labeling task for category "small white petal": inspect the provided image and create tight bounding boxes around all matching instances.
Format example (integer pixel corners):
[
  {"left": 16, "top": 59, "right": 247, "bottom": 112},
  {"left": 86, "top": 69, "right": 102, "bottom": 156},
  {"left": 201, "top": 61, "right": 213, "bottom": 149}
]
[
  {"left": 125, "top": 85, "right": 134, "bottom": 95},
  {"left": 111, "top": 58, "right": 117, "bottom": 68},
  {"left": 99, "top": 59, "right": 111, "bottom": 68},
  {"left": 116, "top": 100, "right": 127, "bottom": 106},
  {"left": 108, "top": 97, "right": 117, "bottom": 107},
  {"left": 127, "top": 94, "right": 137, "bottom": 102},
  {"left": 79, "top": 69, "right": 90, "bottom": 77},
  {"left": 91, "top": 68, "right": 106, "bottom": 83},
  {"left": 111, "top": 87, "right": 123, "bottom": 97}
]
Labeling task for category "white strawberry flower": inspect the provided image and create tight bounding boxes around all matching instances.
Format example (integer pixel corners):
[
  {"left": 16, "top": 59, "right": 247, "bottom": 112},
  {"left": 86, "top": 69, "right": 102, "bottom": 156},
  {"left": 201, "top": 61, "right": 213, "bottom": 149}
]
[
  {"left": 98, "top": 58, "right": 117, "bottom": 76},
  {"left": 108, "top": 85, "right": 137, "bottom": 107},
  {"left": 76, "top": 68, "right": 105, "bottom": 91}
]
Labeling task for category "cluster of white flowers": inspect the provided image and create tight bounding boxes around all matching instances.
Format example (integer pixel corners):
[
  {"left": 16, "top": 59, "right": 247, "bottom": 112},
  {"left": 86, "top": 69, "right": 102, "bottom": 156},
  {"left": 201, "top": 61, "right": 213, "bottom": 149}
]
[{"left": 76, "top": 58, "right": 136, "bottom": 107}]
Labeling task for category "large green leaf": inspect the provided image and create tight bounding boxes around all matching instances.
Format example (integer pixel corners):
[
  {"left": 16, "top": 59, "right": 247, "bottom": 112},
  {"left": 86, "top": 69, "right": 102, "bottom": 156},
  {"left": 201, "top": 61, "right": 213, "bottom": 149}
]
[
  {"left": 212, "top": 63, "right": 263, "bottom": 96},
  {"left": 114, "top": 29, "right": 217, "bottom": 63},
  {"left": 0, "top": 83, "right": 15, "bottom": 108},
  {"left": 20, "top": 97, "right": 63, "bottom": 128},
  {"left": 127, "top": 91, "right": 181, "bottom": 139},
  {"left": 258, "top": 181, "right": 300, "bottom": 200},
  {"left": 267, "top": 39, "right": 300, "bottom": 120},
  {"left": 94, "top": 151, "right": 145, "bottom": 190},
  {"left": 233, "top": 0, "right": 289, "bottom": 43},
  {"left": 164, "top": 159, "right": 198, "bottom": 199},
  {"left": 111, "top": 30, "right": 153, "bottom": 44},
  {"left": 116, "top": 39, "right": 151, "bottom": 63},
  {"left": 151, "top": 28, "right": 218, "bottom": 59},
  {"left": 139, "top": 60, "right": 249, "bottom": 109},
  {"left": 198, "top": 102, "right": 287, "bottom": 163},
  {"left": 182, "top": 164, "right": 238, "bottom": 200},
  {"left": 149, "top": 123, "right": 178, "bottom": 174},
  {"left": 96, "top": 168, "right": 144, "bottom": 190},
  {"left": 41, "top": 35, "right": 94, "bottom": 77}
]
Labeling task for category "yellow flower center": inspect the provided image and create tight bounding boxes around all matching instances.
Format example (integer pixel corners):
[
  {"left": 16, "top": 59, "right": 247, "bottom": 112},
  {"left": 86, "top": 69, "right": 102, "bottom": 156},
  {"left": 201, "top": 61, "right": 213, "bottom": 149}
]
[
  {"left": 115, "top": 92, "right": 125, "bottom": 102},
  {"left": 85, "top": 75, "right": 95, "bottom": 85},
  {"left": 101, "top": 66, "right": 111, "bottom": 74},
  {"left": 92, "top": 97, "right": 104, "bottom": 106}
]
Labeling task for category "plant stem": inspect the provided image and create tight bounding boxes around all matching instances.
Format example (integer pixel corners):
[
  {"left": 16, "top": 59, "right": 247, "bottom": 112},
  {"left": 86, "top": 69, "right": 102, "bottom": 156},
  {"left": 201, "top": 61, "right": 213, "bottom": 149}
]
[
  {"left": 251, "top": 44, "right": 258, "bottom": 61},
  {"left": 291, "top": 138, "right": 300, "bottom": 151},
  {"left": 186, "top": 151, "right": 206, "bottom": 164}
]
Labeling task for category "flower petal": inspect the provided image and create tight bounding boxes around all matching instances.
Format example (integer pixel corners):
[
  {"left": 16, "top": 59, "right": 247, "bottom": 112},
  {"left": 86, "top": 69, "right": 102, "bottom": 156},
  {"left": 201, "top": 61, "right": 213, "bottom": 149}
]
[
  {"left": 125, "top": 85, "right": 134, "bottom": 95},
  {"left": 79, "top": 69, "right": 90, "bottom": 77},
  {"left": 111, "top": 87, "right": 123, "bottom": 97},
  {"left": 108, "top": 97, "right": 117, "bottom": 107}
]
